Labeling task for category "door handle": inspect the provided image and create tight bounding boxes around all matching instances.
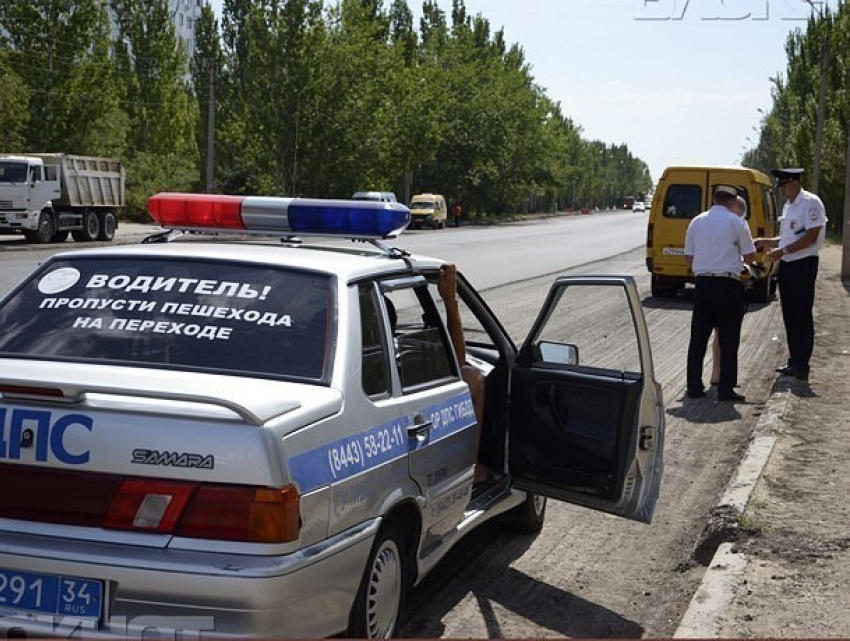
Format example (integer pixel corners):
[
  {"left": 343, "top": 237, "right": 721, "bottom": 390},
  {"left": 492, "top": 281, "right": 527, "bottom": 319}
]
[{"left": 407, "top": 414, "right": 433, "bottom": 437}]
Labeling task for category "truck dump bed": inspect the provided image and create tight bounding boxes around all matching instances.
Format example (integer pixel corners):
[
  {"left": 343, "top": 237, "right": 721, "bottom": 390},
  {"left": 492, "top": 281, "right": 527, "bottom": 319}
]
[{"left": 33, "top": 153, "right": 125, "bottom": 208}]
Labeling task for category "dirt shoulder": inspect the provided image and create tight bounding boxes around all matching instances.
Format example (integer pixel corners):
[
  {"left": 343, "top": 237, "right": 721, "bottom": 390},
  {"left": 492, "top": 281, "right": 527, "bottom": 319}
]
[{"left": 714, "top": 242, "right": 850, "bottom": 636}]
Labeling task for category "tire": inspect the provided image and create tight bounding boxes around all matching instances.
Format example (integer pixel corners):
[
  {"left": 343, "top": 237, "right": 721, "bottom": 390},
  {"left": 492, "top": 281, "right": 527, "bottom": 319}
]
[
  {"left": 25, "top": 211, "right": 55, "bottom": 244},
  {"left": 98, "top": 211, "right": 117, "bottom": 241},
  {"left": 504, "top": 492, "right": 547, "bottom": 533},
  {"left": 51, "top": 230, "right": 69, "bottom": 243},
  {"left": 650, "top": 275, "right": 669, "bottom": 298},
  {"left": 349, "top": 522, "right": 408, "bottom": 639},
  {"left": 71, "top": 209, "right": 100, "bottom": 242},
  {"left": 748, "top": 277, "right": 771, "bottom": 304}
]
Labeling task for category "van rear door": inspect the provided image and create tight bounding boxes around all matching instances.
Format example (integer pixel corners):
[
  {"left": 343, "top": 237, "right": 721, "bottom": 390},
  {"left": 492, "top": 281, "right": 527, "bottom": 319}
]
[{"left": 648, "top": 168, "right": 708, "bottom": 294}]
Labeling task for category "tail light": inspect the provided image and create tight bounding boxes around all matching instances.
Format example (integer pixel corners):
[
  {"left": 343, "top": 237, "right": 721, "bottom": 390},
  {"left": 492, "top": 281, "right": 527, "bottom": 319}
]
[
  {"left": 0, "top": 464, "right": 300, "bottom": 544},
  {"left": 106, "top": 480, "right": 300, "bottom": 543},
  {"left": 176, "top": 485, "right": 300, "bottom": 543},
  {"left": 646, "top": 223, "right": 653, "bottom": 248}
]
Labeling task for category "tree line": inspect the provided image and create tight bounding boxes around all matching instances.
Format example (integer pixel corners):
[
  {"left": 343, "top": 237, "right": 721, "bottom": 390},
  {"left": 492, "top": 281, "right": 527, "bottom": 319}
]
[
  {"left": 743, "top": 1, "right": 849, "bottom": 236},
  {"left": 0, "top": 0, "right": 652, "bottom": 219}
]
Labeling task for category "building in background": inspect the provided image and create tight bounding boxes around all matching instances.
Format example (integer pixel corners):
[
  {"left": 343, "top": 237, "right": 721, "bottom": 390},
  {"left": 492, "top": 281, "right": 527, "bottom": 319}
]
[{"left": 170, "top": 0, "right": 205, "bottom": 54}]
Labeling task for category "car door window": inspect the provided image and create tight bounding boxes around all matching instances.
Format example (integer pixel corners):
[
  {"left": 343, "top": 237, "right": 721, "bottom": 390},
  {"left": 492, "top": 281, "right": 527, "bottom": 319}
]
[
  {"left": 359, "top": 284, "right": 391, "bottom": 397},
  {"left": 380, "top": 283, "right": 456, "bottom": 393},
  {"left": 531, "top": 283, "right": 642, "bottom": 378}
]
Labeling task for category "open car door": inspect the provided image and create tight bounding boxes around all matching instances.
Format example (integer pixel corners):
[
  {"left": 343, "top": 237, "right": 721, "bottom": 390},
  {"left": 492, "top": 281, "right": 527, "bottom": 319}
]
[{"left": 507, "top": 276, "right": 665, "bottom": 523}]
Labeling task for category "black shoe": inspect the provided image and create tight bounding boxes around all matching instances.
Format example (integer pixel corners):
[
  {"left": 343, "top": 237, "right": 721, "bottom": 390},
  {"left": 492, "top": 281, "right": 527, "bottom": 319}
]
[
  {"left": 718, "top": 391, "right": 746, "bottom": 402},
  {"left": 777, "top": 366, "right": 809, "bottom": 380},
  {"left": 686, "top": 389, "right": 706, "bottom": 399}
]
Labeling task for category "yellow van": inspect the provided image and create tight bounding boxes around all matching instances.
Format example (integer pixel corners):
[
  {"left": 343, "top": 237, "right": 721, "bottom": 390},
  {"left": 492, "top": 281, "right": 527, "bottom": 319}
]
[
  {"left": 409, "top": 193, "right": 447, "bottom": 229},
  {"left": 646, "top": 166, "right": 779, "bottom": 302}
]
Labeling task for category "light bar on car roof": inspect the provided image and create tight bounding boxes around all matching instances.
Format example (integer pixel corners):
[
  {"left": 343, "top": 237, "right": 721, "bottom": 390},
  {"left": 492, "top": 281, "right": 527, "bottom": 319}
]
[{"left": 147, "top": 193, "right": 410, "bottom": 239}]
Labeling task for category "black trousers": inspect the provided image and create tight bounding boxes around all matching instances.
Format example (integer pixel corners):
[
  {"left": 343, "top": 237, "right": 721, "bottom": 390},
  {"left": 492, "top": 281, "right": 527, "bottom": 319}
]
[
  {"left": 778, "top": 255, "right": 819, "bottom": 373},
  {"left": 687, "top": 276, "right": 746, "bottom": 395}
]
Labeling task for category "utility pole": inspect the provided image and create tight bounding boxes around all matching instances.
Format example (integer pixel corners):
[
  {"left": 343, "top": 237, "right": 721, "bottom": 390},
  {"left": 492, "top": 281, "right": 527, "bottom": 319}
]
[
  {"left": 812, "top": 40, "right": 830, "bottom": 193},
  {"left": 843, "top": 125, "right": 850, "bottom": 278},
  {"left": 205, "top": 51, "right": 216, "bottom": 194}
]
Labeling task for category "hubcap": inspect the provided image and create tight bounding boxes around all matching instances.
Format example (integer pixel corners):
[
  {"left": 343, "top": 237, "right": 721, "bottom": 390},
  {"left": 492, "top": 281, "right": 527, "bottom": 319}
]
[{"left": 365, "top": 538, "right": 402, "bottom": 638}]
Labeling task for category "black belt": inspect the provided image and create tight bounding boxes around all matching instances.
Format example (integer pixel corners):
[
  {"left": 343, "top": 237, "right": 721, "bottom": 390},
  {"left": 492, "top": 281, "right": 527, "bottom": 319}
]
[{"left": 696, "top": 272, "right": 740, "bottom": 281}]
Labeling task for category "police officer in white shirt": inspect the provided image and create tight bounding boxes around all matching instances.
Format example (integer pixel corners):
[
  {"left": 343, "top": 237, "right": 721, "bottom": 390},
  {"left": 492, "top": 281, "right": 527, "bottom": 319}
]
[
  {"left": 685, "top": 185, "right": 756, "bottom": 402},
  {"left": 754, "top": 168, "right": 827, "bottom": 381}
]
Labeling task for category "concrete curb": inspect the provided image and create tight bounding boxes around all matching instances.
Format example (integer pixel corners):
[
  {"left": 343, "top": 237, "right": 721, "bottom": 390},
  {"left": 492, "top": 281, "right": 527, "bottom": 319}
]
[{"left": 674, "top": 387, "right": 792, "bottom": 638}]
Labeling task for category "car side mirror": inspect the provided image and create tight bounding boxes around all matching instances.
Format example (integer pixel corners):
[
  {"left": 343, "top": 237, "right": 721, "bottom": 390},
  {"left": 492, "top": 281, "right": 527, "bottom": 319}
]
[{"left": 535, "top": 340, "right": 579, "bottom": 366}]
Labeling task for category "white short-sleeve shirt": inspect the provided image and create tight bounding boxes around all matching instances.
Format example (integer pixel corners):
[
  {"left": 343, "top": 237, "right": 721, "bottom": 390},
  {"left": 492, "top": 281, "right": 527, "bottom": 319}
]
[
  {"left": 779, "top": 189, "right": 827, "bottom": 261},
  {"left": 685, "top": 205, "right": 756, "bottom": 275}
]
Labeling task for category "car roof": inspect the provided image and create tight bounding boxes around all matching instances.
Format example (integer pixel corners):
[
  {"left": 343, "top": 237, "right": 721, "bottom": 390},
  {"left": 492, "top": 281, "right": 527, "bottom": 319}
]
[{"left": 48, "top": 239, "right": 444, "bottom": 283}]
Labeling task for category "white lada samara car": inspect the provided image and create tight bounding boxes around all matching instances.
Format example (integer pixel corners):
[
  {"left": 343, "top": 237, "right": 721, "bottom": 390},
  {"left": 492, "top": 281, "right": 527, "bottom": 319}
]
[{"left": 0, "top": 195, "right": 665, "bottom": 639}]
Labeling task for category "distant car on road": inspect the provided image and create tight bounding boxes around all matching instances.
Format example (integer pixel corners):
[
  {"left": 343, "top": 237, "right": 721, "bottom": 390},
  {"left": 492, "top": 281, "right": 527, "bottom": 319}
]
[{"left": 633, "top": 201, "right": 646, "bottom": 213}]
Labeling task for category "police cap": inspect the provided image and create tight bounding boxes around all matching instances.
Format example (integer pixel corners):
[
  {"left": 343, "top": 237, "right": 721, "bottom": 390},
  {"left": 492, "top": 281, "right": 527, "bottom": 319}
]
[
  {"left": 771, "top": 168, "right": 804, "bottom": 185},
  {"left": 713, "top": 184, "right": 738, "bottom": 197}
]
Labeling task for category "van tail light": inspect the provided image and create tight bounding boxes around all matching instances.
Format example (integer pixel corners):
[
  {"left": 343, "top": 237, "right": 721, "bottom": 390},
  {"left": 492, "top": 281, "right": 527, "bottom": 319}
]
[
  {"left": 104, "top": 479, "right": 300, "bottom": 543},
  {"left": 646, "top": 223, "right": 654, "bottom": 248}
]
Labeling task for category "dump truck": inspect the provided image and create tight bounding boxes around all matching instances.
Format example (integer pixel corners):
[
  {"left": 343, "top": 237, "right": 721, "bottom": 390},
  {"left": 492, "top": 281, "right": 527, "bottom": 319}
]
[{"left": 0, "top": 153, "right": 125, "bottom": 244}]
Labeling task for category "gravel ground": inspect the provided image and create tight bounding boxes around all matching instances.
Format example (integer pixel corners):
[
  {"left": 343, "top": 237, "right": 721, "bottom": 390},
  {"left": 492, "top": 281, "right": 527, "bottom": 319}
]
[{"left": 714, "top": 243, "right": 850, "bottom": 637}]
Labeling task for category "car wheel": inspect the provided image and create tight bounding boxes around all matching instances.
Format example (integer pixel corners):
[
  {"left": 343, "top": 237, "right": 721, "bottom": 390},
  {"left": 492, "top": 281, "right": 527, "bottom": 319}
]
[
  {"left": 98, "top": 211, "right": 117, "bottom": 241},
  {"left": 504, "top": 492, "right": 547, "bottom": 533},
  {"left": 25, "top": 212, "right": 55, "bottom": 244},
  {"left": 349, "top": 522, "right": 408, "bottom": 639}
]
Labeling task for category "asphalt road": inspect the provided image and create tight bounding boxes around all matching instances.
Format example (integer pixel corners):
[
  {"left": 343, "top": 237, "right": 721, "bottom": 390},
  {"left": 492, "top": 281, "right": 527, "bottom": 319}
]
[{"left": 0, "top": 211, "right": 786, "bottom": 637}]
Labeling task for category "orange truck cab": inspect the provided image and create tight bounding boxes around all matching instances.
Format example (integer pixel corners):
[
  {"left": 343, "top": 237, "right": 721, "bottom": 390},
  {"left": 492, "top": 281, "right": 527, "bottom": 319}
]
[{"left": 646, "top": 165, "right": 779, "bottom": 302}]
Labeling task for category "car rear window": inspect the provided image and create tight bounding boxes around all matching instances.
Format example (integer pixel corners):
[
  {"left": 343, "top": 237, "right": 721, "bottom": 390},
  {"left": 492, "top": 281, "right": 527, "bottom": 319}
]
[{"left": 0, "top": 257, "right": 334, "bottom": 381}]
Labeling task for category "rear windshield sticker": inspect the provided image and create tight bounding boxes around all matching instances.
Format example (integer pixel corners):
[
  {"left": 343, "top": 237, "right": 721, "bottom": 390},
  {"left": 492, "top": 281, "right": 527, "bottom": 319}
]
[{"left": 38, "top": 267, "right": 81, "bottom": 294}]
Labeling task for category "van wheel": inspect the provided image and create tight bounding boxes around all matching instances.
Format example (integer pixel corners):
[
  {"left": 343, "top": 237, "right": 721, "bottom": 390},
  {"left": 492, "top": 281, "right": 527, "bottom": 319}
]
[
  {"left": 748, "top": 277, "right": 772, "bottom": 304},
  {"left": 650, "top": 275, "right": 670, "bottom": 298},
  {"left": 349, "top": 522, "right": 408, "bottom": 639},
  {"left": 769, "top": 276, "right": 778, "bottom": 299}
]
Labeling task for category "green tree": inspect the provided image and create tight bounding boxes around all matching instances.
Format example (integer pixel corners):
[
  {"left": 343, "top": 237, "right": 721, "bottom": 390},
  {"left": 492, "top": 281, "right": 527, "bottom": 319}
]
[
  {"left": 191, "top": 4, "right": 222, "bottom": 191},
  {"left": 0, "top": 0, "right": 122, "bottom": 154},
  {"left": 0, "top": 53, "right": 30, "bottom": 151},
  {"left": 112, "top": 0, "right": 199, "bottom": 212}
]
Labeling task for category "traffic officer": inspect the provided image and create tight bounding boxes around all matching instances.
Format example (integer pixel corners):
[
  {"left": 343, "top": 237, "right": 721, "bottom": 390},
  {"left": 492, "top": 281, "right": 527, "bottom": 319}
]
[
  {"left": 754, "top": 168, "right": 827, "bottom": 381},
  {"left": 685, "top": 185, "right": 756, "bottom": 402}
]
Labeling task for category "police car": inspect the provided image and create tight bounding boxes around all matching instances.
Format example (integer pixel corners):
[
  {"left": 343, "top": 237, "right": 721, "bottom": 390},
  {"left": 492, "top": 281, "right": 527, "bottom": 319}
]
[{"left": 0, "top": 194, "right": 665, "bottom": 639}]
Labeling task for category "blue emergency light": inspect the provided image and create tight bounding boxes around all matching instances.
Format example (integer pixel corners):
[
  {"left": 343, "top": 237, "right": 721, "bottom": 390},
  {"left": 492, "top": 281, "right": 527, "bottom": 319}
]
[{"left": 147, "top": 193, "right": 410, "bottom": 239}]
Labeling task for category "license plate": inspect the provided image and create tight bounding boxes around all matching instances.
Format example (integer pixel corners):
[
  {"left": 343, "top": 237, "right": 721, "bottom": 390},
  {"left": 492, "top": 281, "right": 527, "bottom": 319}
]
[
  {"left": 662, "top": 247, "right": 685, "bottom": 255},
  {"left": 0, "top": 567, "right": 102, "bottom": 620}
]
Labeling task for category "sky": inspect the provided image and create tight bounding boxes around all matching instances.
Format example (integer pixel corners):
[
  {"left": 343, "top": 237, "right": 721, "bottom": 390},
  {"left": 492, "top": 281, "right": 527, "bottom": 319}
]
[{"left": 208, "top": 0, "right": 837, "bottom": 183}]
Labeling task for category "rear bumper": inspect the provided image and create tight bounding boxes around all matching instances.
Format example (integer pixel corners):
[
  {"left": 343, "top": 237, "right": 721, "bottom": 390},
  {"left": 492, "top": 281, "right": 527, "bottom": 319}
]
[{"left": 0, "top": 519, "right": 380, "bottom": 638}]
